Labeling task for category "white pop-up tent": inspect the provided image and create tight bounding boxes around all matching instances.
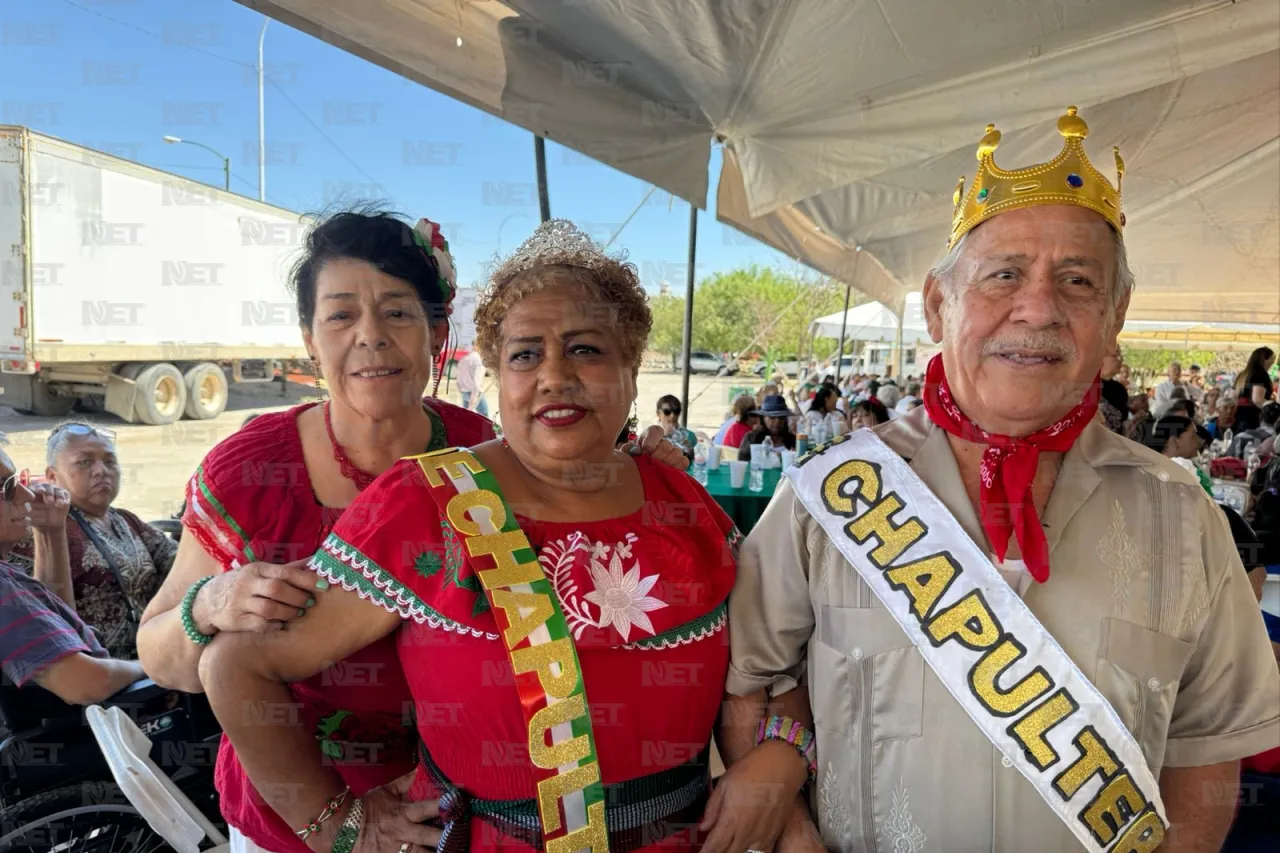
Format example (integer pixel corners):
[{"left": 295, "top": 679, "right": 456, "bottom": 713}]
[
  {"left": 810, "top": 293, "right": 929, "bottom": 345},
  {"left": 237, "top": 0, "right": 1279, "bottom": 331}
]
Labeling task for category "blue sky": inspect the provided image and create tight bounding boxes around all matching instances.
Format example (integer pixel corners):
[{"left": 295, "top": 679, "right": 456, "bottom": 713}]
[{"left": 1, "top": 0, "right": 793, "bottom": 291}]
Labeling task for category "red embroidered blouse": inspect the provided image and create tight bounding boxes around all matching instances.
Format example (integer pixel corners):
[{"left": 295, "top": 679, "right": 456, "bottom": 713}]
[
  {"left": 182, "top": 399, "right": 494, "bottom": 853},
  {"left": 313, "top": 454, "right": 739, "bottom": 853}
]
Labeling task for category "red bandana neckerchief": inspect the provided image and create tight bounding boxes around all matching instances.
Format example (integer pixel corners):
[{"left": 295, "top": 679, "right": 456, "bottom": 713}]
[{"left": 921, "top": 354, "right": 1099, "bottom": 583}]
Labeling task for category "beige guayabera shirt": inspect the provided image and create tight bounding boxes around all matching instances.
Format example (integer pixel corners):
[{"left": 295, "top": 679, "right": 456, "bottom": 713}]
[{"left": 728, "top": 406, "right": 1280, "bottom": 853}]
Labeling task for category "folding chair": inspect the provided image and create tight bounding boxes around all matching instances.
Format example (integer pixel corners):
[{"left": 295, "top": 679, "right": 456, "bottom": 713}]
[{"left": 86, "top": 705, "right": 230, "bottom": 853}]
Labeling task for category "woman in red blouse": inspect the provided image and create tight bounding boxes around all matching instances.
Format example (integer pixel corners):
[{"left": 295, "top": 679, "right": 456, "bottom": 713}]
[
  {"left": 138, "top": 211, "right": 686, "bottom": 853},
  {"left": 199, "top": 221, "right": 758, "bottom": 853}
]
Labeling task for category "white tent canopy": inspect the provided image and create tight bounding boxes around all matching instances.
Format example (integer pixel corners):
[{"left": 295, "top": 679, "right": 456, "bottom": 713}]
[
  {"left": 239, "top": 0, "right": 1280, "bottom": 326},
  {"left": 810, "top": 293, "right": 929, "bottom": 344}
]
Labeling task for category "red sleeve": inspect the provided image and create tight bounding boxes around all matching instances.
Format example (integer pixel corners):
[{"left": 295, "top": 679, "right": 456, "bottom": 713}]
[
  {"left": 724, "top": 422, "right": 751, "bottom": 449},
  {"left": 309, "top": 458, "right": 491, "bottom": 636},
  {"left": 181, "top": 408, "right": 304, "bottom": 570}
]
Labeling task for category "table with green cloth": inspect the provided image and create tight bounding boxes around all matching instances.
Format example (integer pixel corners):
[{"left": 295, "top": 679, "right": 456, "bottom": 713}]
[{"left": 703, "top": 465, "right": 784, "bottom": 534}]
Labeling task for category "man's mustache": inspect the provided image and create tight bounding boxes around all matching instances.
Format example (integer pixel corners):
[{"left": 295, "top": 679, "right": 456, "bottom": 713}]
[{"left": 981, "top": 334, "right": 1076, "bottom": 361}]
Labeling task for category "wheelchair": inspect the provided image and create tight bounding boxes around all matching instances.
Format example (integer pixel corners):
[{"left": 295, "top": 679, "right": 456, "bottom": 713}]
[{"left": 0, "top": 677, "right": 225, "bottom": 852}]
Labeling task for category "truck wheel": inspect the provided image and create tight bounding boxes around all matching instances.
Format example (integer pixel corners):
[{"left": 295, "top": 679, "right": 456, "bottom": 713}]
[
  {"left": 28, "top": 379, "right": 75, "bottom": 418},
  {"left": 183, "top": 362, "right": 229, "bottom": 420},
  {"left": 133, "top": 363, "right": 187, "bottom": 425}
]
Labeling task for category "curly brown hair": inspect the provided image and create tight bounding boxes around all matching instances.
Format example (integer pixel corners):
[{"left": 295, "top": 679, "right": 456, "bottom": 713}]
[{"left": 473, "top": 261, "right": 652, "bottom": 373}]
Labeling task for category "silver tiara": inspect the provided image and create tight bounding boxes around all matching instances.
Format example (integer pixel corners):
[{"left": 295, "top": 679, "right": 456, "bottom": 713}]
[{"left": 489, "top": 219, "right": 627, "bottom": 286}]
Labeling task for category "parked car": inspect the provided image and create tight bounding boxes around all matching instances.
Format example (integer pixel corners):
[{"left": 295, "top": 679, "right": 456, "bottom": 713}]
[
  {"left": 675, "top": 350, "right": 738, "bottom": 375},
  {"left": 753, "top": 356, "right": 803, "bottom": 378}
]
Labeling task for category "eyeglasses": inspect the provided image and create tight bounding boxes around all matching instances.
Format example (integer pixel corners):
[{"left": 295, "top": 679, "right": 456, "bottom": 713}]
[
  {"left": 49, "top": 423, "right": 117, "bottom": 443},
  {"left": 2, "top": 469, "right": 29, "bottom": 501}
]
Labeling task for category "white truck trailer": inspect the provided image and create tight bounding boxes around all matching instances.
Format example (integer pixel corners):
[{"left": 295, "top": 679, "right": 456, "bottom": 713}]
[{"left": 0, "top": 126, "right": 310, "bottom": 424}]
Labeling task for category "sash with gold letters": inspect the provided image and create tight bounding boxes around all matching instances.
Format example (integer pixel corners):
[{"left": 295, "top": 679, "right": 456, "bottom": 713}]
[
  {"left": 788, "top": 431, "right": 1167, "bottom": 853},
  {"left": 416, "top": 448, "right": 610, "bottom": 853}
]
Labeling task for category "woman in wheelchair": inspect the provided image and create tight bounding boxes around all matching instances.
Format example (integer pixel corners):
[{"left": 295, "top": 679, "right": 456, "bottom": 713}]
[
  {"left": 5, "top": 422, "right": 178, "bottom": 661},
  {"left": 0, "top": 440, "right": 145, "bottom": 706}
]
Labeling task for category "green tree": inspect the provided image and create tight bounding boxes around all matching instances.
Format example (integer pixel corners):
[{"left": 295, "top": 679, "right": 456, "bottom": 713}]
[
  {"left": 648, "top": 293, "right": 686, "bottom": 358},
  {"left": 647, "top": 265, "right": 857, "bottom": 358}
]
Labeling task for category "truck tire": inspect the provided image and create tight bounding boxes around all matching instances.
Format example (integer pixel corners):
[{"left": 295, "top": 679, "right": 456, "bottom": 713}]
[
  {"left": 28, "top": 379, "right": 75, "bottom": 418},
  {"left": 133, "top": 362, "right": 187, "bottom": 425},
  {"left": 183, "top": 362, "right": 229, "bottom": 420}
]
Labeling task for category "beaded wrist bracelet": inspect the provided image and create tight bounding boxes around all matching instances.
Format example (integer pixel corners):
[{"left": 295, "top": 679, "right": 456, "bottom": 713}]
[
  {"left": 180, "top": 576, "right": 217, "bottom": 646},
  {"left": 294, "top": 787, "right": 350, "bottom": 841},
  {"left": 756, "top": 715, "right": 817, "bottom": 784},
  {"left": 330, "top": 796, "right": 365, "bottom": 853}
]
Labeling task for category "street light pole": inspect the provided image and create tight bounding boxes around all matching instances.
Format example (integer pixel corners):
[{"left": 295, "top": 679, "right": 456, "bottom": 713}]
[
  {"left": 258, "top": 18, "right": 268, "bottom": 202},
  {"left": 162, "top": 136, "right": 230, "bottom": 191}
]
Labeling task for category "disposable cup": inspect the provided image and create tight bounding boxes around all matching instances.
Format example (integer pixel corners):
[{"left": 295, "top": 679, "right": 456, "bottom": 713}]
[
  {"left": 728, "top": 460, "right": 748, "bottom": 489},
  {"left": 781, "top": 449, "right": 797, "bottom": 469},
  {"left": 707, "top": 445, "right": 722, "bottom": 470}
]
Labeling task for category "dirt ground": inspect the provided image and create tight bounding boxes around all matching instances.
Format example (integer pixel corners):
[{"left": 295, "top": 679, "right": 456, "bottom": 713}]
[{"left": 0, "top": 369, "right": 757, "bottom": 523}]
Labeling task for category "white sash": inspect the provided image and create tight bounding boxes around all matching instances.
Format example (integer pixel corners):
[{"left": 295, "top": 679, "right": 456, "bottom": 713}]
[{"left": 787, "top": 431, "right": 1168, "bottom": 853}]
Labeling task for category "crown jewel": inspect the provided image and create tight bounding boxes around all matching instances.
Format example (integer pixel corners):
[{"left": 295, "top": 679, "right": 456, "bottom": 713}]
[
  {"left": 490, "top": 218, "right": 625, "bottom": 286},
  {"left": 948, "top": 106, "right": 1124, "bottom": 248}
]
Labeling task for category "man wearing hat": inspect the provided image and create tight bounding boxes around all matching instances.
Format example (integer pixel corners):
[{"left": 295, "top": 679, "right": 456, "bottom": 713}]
[
  {"left": 736, "top": 394, "right": 797, "bottom": 460},
  {"left": 710, "top": 108, "right": 1279, "bottom": 853}
]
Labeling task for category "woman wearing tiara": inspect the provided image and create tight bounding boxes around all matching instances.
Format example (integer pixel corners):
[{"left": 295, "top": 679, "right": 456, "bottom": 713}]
[
  {"left": 199, "top": 221, "right": 803, "bottom": 853},
  {"left": 138, "top": 210, "right": 687, "bottom": 853}
]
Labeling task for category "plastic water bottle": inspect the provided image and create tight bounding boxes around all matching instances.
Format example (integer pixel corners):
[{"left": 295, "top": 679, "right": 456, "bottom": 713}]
[
  {"left": 1246, "top": 443, "right": 1261, "bottom": 481},
  {"left": 760, "top": 435, "right": 776, "bottom": 468},
  {"left": 749, "top": 441, "right": 766, "bottom": 492},
  {"left": 693, "top": 440, "right": 709, "bottom": 485}
]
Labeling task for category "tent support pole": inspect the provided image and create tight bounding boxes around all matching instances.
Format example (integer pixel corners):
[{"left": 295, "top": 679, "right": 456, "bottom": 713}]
[
  {"left": 679, "top": 204, "right": 698, "bottom": 428},
  {"left": 835, "top": 279, "right": 852, "bottom": 383},
  {"left": 894, "top": 310, "right": 905, "bottom": 380},
  {"left": 534, "top": 135, "right": 551, "bottom": 223}
]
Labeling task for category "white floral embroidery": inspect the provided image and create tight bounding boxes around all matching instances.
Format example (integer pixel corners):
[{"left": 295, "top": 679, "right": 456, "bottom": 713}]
[
  {"left": 543, "top": 533, "right": 667, "bottom": 641},
  {"left": 884, "top": 778, "right": 926, "bottom": 852},
  {"left": 1096, "top": 500, "right": 1146, "bottom": 619},
  {"left": 819, "top": 761, "right": 851, "bottom": 851},
  {"left": 541, "top": 535, "right": 597, "bottom": 639},
  {"left": 583, "top": 549, "right": 667, "bottom": 641}
]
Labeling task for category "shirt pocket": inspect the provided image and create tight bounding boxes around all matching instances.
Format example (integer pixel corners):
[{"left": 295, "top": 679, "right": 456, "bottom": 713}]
[
  {"left": 811, "top": 604, "right": 924, "bottom": 744},
  {"left": 1094, "top": 617, "right": 1196, "bottom": 767}
]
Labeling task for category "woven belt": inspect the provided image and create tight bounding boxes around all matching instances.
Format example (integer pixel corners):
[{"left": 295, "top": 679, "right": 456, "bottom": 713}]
[{"left": 420, "top": 741, "right": 711, "bottom": 853}]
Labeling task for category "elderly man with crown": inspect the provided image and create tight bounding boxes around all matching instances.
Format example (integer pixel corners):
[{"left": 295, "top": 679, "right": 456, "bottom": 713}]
[{"left": 708, "top": 107, "right": 1280, "bottom": 853}]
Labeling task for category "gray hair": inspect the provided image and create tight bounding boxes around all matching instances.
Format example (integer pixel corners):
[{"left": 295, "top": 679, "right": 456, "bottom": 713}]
[
  {"left": 930, "top": 228, "right": 1135, "bottom": 317},
  {"left": 877, "top": 384, "right": 902, "bottom": 408},
  {"left": 46, "top": 420, "right": 115, "bottom": 467}
]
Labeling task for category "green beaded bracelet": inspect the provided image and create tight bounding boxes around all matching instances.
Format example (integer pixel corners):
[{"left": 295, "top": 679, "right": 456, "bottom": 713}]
[
  {"left": 181, "top": 575, "right": 217, "bottom": 646},
  {"left": 330, "top": 797, "right": 364, "bottom": 853}
]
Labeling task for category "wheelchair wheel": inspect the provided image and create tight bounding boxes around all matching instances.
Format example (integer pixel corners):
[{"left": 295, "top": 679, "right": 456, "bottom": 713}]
[{"left": 0, "top": 781, "right": 176, "bottom": 852}]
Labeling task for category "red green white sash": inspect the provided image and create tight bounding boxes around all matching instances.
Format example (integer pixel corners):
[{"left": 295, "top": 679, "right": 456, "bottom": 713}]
[{"left": 416, "top": 448, "right": 610, "bottom": 853}]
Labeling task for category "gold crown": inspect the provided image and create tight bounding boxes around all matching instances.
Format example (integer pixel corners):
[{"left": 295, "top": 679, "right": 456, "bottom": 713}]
[{"left": 948, "top": 106, "right": 1124, "bottom": 248}]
